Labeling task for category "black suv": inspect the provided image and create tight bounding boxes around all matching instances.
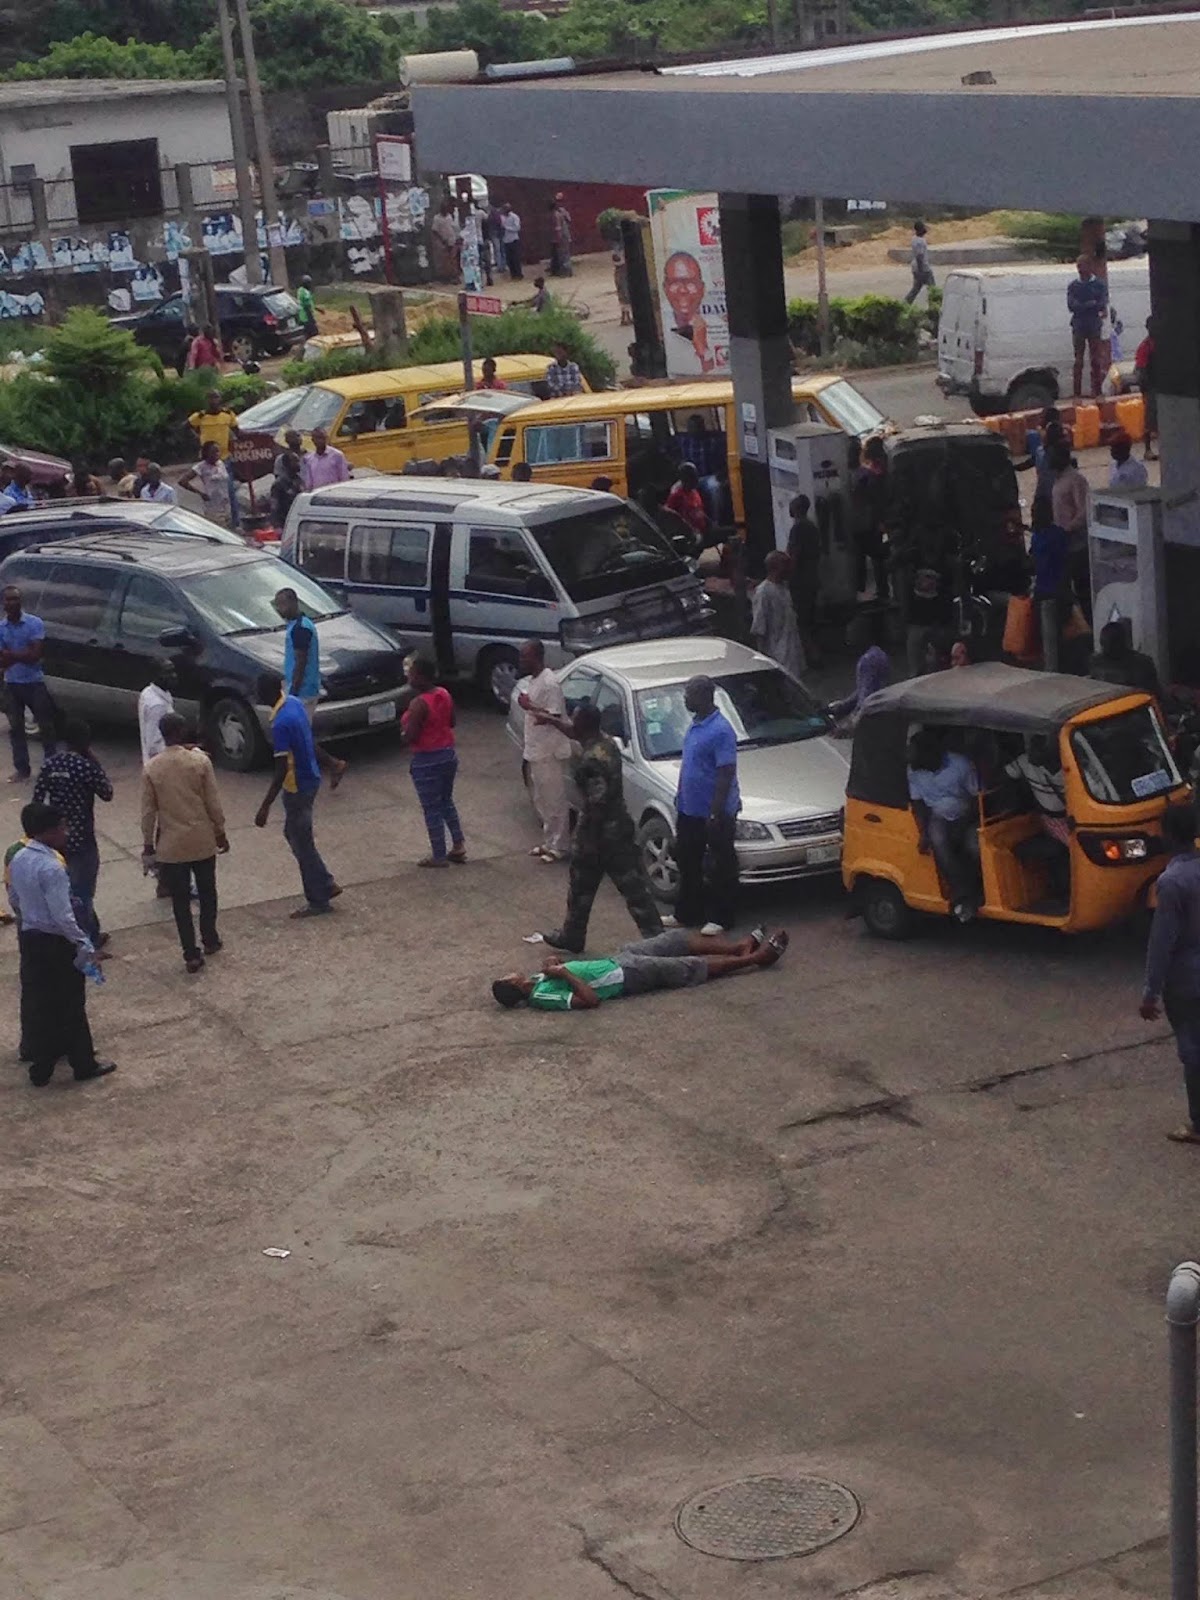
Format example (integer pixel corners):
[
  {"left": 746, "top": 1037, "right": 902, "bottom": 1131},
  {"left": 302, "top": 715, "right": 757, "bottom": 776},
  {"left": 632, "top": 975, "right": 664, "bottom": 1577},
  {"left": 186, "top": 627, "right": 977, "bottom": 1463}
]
[
  {"left": 0, "top": 499, "right": 244, "bottom": 564},
  {"left": 0, "top": 535, "right": 407, "bottom": 769},
  {"left": 112, "top": 285, "right": 306, "bottom": 364}
]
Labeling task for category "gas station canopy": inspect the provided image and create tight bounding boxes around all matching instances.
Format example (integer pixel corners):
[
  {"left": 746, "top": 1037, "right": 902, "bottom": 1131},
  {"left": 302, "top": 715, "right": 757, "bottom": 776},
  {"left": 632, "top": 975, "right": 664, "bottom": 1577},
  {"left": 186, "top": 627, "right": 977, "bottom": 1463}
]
[{"left": 415, "top": 11, "right": 1200, "bottom": 218}]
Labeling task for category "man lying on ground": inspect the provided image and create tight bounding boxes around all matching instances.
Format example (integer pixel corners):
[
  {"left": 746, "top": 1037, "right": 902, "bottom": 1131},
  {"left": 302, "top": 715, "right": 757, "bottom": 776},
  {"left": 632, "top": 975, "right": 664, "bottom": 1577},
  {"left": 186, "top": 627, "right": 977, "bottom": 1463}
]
[{"left": 491, "top": 926, "right": 788, "bottom": 1011}]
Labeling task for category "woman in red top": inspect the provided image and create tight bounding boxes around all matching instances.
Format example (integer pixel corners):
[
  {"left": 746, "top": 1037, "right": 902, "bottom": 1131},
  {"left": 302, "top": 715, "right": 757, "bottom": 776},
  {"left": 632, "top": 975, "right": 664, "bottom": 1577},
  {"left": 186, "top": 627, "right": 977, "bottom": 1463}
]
[
  {"left": 400, "top": 656, "right": 466, "bottom": 868},
  {"left": 664, "top": 462, "right": 709, "bottom": 539}
]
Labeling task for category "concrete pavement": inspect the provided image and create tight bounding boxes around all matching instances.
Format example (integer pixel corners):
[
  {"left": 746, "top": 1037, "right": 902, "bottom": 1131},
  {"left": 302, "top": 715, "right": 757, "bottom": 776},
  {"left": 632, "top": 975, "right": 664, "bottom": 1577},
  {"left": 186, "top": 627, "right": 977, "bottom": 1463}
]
[{"left": 0, "top": 703, "right": 1190, "bottom": 1600}]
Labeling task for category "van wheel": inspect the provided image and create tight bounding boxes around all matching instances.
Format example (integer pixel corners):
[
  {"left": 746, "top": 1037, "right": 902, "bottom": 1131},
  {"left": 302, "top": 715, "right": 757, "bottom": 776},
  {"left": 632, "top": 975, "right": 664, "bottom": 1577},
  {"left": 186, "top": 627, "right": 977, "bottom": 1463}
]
[
  {"left": 637, "top": 813, "right": 679, "bottom": 904},
  {"left": 860, "top": 878, "right": 915, "bottom": 940},
  {"left": 208, "top": 696, "right": 267, "bottom": 771},
  {"left": 477, "top": 646, "right": 519, "bottom": 709},
  {"left": 1007, "top": 377, "right": 1057, "bottom": 413}
]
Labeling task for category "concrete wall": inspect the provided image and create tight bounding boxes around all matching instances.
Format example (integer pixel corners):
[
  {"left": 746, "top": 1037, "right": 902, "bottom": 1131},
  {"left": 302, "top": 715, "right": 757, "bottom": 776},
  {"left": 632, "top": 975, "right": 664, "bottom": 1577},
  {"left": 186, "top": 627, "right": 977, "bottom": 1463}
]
[{"left": 0, "top": 91, "right": 233, "bottom": 190}]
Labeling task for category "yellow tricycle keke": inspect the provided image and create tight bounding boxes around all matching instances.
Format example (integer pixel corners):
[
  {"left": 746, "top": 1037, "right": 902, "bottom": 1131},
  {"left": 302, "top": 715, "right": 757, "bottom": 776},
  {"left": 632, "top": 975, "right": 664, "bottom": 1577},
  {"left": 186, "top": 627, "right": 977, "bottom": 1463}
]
[{"left": 842, "top": 663, "right": 1190, "bottom": 939}]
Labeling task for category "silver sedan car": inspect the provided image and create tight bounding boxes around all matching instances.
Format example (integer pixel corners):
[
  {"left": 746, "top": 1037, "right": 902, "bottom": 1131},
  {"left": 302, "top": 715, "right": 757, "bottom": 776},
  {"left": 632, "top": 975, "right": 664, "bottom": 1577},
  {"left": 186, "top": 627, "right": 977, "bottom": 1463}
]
[{"left": 507, "top": 637, "right": 850, "bottom": 901}]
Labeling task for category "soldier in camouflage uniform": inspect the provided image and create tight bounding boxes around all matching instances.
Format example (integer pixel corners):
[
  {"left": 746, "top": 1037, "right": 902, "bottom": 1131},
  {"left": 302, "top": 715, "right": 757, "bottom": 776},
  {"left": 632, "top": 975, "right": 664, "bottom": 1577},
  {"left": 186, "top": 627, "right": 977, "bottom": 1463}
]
[{"left": 537, "top": 702, "right": 663, "bottom": 954}]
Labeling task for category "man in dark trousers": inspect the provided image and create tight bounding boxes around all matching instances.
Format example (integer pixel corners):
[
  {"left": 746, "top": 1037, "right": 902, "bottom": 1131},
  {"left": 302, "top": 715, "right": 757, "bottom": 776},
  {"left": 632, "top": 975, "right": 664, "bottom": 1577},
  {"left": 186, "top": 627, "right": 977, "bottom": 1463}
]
[
  {"left": 142, "top": 712, "right": 229, "bottom": 972},
  {"left": 7, "top": 801, "right": 115, "bottom": 1087},
  {"left": 1141, "top": 803, "right": 1200, "bottom": 1142},
  {"left": 537, "top": 701, "right": 663, "bottom": 954},
  {"left": 33, "top": 716, "right": 113, "bottom": 947},
  {"left": 668, "top": 675, "right": 740, "bottom": 935}
]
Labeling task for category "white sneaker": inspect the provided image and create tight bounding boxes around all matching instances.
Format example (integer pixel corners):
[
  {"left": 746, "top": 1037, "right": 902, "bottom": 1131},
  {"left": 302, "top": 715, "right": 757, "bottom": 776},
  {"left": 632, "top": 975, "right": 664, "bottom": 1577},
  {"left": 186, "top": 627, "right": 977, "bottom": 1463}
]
[
  {"left": 700, "top": 921, "right": 727, "bottom": 936},
  {"left": 659, "top": 914, "right": 680, "bottom": 929}
]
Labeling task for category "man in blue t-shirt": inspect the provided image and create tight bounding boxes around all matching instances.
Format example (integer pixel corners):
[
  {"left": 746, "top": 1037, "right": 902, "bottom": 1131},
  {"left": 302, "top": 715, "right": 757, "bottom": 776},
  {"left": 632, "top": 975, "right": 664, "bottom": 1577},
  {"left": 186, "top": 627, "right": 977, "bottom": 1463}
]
[
  {"left": 273, "top": 586, "right": 348, "bottom": 787},
  {"left": 669, "top": 675, "right": 741, "bottom": 935},
  {"left": 254, "top": 671, "right": 341, "bottom": 918},
  {"left": 0, "top": 583, "right": 58, "bottom": 782}
]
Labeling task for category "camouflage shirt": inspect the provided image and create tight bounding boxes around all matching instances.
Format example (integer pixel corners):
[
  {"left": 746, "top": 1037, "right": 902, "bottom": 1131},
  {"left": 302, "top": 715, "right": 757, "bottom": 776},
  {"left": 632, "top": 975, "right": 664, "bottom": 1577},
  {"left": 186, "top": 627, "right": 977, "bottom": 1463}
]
[{"left": 571, "top": 734, "right": 632, "bottom": 838}]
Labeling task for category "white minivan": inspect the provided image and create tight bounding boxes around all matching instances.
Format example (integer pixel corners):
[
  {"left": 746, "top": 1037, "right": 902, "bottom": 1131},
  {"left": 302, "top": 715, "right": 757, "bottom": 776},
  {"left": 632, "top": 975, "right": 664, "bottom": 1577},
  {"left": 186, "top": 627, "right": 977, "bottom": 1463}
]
[
  {"left": 279, "top": 479, "right": 711, "bottom": 706},
  {"left": 937, "top": 258, "right": 1150, "bottom": 415}
]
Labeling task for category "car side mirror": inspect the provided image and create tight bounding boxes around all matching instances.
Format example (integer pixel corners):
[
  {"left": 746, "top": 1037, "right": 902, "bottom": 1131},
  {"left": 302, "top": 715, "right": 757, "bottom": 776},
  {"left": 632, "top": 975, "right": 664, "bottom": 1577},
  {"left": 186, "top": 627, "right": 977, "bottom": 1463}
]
[{"left": 158, "top": 625, "right": 195, "bottom": 651}]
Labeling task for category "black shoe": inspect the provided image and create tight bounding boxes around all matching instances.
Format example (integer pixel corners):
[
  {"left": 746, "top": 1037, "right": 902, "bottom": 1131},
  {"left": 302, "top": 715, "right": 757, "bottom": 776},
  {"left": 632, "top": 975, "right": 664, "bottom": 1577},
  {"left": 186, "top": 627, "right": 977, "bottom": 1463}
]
[
  {"left": 28, "top": 1068, "right": 52, "bottom": 1087},
  {"left": 202, "top": 939, "right": 223, "bottom": 956},
  {"left": 540, "top": 928, "right": 584, "bottom": 953},
  {"left": 73, "top": 1060, "right": 116, "bottom": 1082},
  {"left": 185, "top": 954, "right": 205, "bottom": 974}
]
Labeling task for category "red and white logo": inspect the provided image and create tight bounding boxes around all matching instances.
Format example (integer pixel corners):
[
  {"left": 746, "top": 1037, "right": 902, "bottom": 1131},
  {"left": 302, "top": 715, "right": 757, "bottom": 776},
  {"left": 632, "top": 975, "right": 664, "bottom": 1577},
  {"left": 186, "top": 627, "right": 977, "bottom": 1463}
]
[{"left": 696, "top": 206, "right": 720, "bottom": 247}]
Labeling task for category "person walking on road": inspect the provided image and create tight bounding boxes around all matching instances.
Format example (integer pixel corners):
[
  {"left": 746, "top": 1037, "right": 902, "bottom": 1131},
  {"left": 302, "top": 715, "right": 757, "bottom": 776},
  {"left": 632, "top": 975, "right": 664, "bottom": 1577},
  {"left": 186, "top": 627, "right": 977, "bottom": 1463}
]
[
  {"left": 904, "top": 220, "right": 935, "bottom": 305},
  {"left": 255, "top": 672, "right": 341, "bottom": 917},
  {"left": 668, "top": 676, "right": 740, "bottom": 935},
  {"left": 300, "top": 427, "right": 350, "bottom": 490},
  {"left": 8, "top": 800, "right": 114, "bottom": 1087},
  {"left": 142, "top": 712, "right": 228, "bottom": 971},
  {"left": 297, "top": 275, "right": 318, "bottom": 337},
  {"left": 516, "top": 638, "right": 571, "bottom": 862},
  {"left": 537, "top": 701, "right": 663, "bottom": 954},
  {"left": 1141, "top": 803, "right": 1200, "bottom": 1142},
  {"left": 500, "top": 203, "right": 523, "bottom": 279},
  {"left": 138, "top": 658, "right": 177, "bottom": 898},
  {"left": 751, "top": 550, "right": 806, "bottom": 679},
  {"left": 400, "top": 656, "right": 466, "bottom": 869},
  {"left": 1068, "top": 254, "right": 1108, "bottom": 399},
  {"left": 186, "top": 323, "right": 222, "bottom": 374},
  {"left": 0, "top": 583, "right": 57, "bottom": 783},
  {"left": 33, "top": 717, "right": 112, "bottom": 948},
  {"left": 273, "top": 586, "right": 348, "bottom": 786}
]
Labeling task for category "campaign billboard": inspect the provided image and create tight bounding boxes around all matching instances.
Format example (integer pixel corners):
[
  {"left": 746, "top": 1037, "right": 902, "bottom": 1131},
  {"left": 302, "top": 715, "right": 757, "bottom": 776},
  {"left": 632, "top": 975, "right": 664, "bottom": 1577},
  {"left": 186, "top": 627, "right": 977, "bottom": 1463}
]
[{"left": 647, "top": 189, "right": 729, "bottom": 378}]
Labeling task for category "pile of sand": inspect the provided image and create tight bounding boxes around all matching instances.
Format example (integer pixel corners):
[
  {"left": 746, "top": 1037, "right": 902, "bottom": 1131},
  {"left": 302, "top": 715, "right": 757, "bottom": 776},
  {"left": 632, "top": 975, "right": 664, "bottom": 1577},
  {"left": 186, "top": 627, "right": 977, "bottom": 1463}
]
[{"left": 787, "top": 210, "right": 1018, "bottom": 267}]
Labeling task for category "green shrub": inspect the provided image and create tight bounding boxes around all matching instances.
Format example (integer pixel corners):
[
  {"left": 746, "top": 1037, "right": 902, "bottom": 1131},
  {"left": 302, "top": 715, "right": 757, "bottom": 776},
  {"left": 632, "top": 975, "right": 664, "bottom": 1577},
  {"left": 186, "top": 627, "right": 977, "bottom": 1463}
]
[
  {"left": 41, "top": 306, "right": 159, "bottom": 390},
  {"left": 0, "top": 321, "right": 48, "bottom": 362},
  {"left": 0, "top": 370, "right": 171, "bottom": 464},
  {"left": 786, "top": 293, "right": 923, "bottom": 361},
  {"left": 215, "top": 371, "right": 273, "bottom": 412},
  {"left": 595, "top": 207, "right": 641, "bottom": 244},
  {"left": 997, "top": 211, "right": 1082, "bottom": 261},
  {"left": 279, "top": 304, "right": 616, "bottom": 393}
]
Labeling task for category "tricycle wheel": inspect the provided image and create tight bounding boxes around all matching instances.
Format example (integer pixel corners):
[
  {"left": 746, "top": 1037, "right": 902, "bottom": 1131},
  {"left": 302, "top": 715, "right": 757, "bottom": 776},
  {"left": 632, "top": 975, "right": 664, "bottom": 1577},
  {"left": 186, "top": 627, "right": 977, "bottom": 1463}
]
[{"left": 860, "top": 877, "right": 915, "bottom": 940}]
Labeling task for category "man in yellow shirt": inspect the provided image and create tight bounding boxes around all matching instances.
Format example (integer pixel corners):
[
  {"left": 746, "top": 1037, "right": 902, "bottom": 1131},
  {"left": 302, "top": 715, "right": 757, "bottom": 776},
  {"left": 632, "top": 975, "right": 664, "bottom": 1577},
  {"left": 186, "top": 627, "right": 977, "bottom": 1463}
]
[{"left": 187, "top": 389, "right": 240, "bottom": 530}]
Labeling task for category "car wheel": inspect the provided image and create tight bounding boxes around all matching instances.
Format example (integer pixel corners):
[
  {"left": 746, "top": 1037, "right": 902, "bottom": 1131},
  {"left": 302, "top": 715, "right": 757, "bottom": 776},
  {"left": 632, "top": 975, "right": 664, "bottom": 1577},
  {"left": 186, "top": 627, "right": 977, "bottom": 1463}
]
[
  {"left": 1007, "top": 378, "right": 1057, "bottom": 413},
  {"left": 860, "top": 877, "right": 915, "bottom": 940},
  {"left": 228, "top": 333, "right": 258, "bottom": 365},
  {"left": 476, "top": 646, "right": 520, "bottom": 709},
  {"left": 637, "top": 813, "right": 679, "bottom": 904},
  {"left": 208, "top": 696, "right": 267, "bottom": 771}
]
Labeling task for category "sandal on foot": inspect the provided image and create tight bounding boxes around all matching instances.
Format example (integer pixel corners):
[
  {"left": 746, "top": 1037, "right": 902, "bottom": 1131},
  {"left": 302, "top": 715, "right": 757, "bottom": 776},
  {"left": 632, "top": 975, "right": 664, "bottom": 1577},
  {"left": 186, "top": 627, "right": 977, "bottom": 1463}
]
[
  {"left": 748, "top": 924, "right": 767, "bottom": 950},
  {"left": 762, "top": 930, "right": 790, "bottom": 963},
  {"left": 447, "top": 848, "right": 467, "bottom": 864}
]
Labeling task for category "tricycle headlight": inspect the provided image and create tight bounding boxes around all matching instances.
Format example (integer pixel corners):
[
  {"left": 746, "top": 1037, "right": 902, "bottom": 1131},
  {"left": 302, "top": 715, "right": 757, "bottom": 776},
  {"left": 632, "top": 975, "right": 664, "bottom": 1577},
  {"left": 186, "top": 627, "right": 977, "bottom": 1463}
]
[{"left": 734, "top": 819, "right": 772, "bottom": 842}]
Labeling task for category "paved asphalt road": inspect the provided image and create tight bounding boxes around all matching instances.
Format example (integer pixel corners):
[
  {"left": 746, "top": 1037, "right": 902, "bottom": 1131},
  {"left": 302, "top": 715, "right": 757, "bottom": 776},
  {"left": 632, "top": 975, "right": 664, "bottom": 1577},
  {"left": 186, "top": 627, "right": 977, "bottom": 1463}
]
[{"left": 0, "top": 701, "right": 1189, "bottom": 1600}]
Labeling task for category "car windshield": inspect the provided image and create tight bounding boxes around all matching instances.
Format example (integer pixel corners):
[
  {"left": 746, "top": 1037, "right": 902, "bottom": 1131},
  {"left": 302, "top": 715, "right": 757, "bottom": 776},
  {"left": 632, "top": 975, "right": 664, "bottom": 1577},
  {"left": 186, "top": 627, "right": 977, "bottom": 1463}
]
[
  {"left": 1071, "top": 704, "right": 1183, "bottom": 804},
  {"left": 635, "top": 669, "right": 831, "bottom": 760},
  {"left": 527, "top": 504, "right": 685, "bottom": 601},
  {"left": 148, "top": 505, "right": 241, "bottom": 543},
  {"left": 263, "top": 291, "right": 299, "bottom": 318},
  {"left": 238, "top": 388, "right": 309, "bottom": 431},
  {"left": 181, "top": 561, "right": 345, "bottom": 636},
  {"left": 290, "top": 386, "right": 344, "bottom": 434},
  {"left": 816, "top": 379, "right": 887, "bottom": 437}
]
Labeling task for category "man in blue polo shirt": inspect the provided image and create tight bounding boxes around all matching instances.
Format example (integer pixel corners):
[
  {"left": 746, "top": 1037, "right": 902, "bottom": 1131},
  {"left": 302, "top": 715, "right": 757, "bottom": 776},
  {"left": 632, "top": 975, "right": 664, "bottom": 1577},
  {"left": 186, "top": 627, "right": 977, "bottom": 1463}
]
[
  {"left": 668, "top": 674, "right": 740, "bottom": 935},
  {"left": 254, "top": 671, "right": 341, "bottom": 918},
  {"left": 273, "top": 586, "right": 347, "bottom": 787},
  {"left": 0, "top": 583, "right": 58, "bottom": 783}
]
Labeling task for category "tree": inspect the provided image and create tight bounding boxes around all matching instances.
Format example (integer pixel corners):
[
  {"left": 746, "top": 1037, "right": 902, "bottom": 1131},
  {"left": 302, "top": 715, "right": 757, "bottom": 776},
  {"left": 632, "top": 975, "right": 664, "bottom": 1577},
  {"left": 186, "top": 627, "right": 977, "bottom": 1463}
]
[
  {"left": 41, "top": 308, "right": 159, "bottom": 393},
  {"left": 418, "top": 0, "right": 553, "bottom": 67},
  {"left": 3, "top": 30, "right": 199, "bottom": 79},
  {"left": 190, "top": 0, "right": 403, "bottom": 88}
]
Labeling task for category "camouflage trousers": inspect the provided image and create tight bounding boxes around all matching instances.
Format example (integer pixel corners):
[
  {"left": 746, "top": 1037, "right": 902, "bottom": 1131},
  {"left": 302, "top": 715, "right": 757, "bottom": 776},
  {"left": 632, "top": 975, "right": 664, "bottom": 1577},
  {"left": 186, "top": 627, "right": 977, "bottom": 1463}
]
[{"left": 559, "top": 826, "right": 664, "bottom": 951}]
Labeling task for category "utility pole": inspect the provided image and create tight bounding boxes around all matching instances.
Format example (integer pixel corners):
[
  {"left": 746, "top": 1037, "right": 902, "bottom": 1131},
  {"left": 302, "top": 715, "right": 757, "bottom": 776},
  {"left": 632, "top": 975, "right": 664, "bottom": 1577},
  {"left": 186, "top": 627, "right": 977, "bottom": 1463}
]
[
  {"left": 767, "top": 0, "right": 782, "bottom": 48},
  {"left": 814, "top": 197, "right": 831, "bottom": 356},
  {"left": 215, "top": 0, "right": 262, "bottom": 286},
  {"left": 231, "top": 0, "right": 289, "bottom": 288}
]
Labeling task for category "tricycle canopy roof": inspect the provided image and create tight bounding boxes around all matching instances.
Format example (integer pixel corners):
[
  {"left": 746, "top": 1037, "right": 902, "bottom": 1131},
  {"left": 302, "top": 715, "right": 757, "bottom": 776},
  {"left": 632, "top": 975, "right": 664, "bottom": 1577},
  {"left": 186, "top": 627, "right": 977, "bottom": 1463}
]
[{"left": 859, "top": 663, "right": 1142, "bottom": 735}]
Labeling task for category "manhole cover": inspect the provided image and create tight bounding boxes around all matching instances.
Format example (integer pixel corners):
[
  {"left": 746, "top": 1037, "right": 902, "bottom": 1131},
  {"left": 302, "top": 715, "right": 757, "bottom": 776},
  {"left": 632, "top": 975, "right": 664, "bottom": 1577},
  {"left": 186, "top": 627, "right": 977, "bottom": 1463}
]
[{"left": 675, "top": 1473, "right": 860, "bottom": 1561}]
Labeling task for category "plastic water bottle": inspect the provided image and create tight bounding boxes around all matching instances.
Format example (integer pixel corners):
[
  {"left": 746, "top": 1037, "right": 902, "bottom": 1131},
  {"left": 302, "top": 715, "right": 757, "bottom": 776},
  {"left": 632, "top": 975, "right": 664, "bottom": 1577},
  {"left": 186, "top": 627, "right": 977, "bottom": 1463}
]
[{"left": 81, "top": 961, "right": 105, "bottom": 986}]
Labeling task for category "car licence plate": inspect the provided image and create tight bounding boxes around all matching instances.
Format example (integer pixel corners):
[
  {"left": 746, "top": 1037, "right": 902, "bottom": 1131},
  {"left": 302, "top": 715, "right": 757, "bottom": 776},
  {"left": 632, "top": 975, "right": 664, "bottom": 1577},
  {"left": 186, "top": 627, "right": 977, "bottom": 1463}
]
[
  {"left": 807, "top": 842, "right": 841, "bottom": 865},
  {"left": 368, "top": 700, "right": 397, "bottom": 725}
]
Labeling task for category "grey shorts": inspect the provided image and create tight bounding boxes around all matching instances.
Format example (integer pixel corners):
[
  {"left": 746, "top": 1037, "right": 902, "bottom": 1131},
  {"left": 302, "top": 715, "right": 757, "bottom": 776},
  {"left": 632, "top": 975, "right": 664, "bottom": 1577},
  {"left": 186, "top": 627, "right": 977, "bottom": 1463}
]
[{"left": 616, "top": 930, "right": 708, "bottom": 995}]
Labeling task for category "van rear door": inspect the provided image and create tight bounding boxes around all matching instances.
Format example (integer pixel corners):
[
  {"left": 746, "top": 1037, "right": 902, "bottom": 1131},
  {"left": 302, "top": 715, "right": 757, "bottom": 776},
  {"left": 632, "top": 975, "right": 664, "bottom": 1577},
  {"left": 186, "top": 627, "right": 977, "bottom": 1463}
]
[{"left": 938, "top": 272, "right": 983, "bottom": 395}]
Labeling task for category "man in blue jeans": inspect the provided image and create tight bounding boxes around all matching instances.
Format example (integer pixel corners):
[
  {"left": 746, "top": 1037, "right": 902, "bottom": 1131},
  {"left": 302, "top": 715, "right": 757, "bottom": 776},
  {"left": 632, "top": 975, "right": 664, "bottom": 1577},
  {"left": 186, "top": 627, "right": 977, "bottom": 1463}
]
[
  {"left": 1141, "top": 803, "right": 1200, "bottom": 1144},
  {"left": 668, "top": 675, "right": 740, "bottom": 935},
  {"left": 0, "top": 584, "right": 57, "bottom": 782},
  {"left": 254, "top": 671, "right": 341, "bottom": 919}
]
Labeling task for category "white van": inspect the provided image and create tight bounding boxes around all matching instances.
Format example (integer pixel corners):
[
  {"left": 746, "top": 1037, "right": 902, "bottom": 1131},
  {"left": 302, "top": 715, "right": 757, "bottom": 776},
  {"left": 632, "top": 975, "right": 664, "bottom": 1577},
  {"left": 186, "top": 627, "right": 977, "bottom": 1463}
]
[
  {"left": 937, "top": 258, "right": 1150, "bottom": 415},
  {"left": 279, "top": 479, "right": 710, "bottom": 706}
]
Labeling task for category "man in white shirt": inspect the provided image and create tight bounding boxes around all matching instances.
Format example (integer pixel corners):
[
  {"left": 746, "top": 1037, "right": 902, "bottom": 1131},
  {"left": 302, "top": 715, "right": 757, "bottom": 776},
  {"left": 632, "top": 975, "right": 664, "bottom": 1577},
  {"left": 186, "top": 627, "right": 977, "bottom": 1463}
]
[
  {"left": 138, "top": 660, "right": 176, "bottom": 766},
  {"left": 139, "top": 463, "right": 177, "bottom": 505},
  {"left": 1109, "top": 432, "right": 1150, "bottom": 490},
  {"left": 516, "top": 638, "right": 572, "bottom": 861},
  {"left": 500, "top": 204, "right": 522, "bottom": 280}
]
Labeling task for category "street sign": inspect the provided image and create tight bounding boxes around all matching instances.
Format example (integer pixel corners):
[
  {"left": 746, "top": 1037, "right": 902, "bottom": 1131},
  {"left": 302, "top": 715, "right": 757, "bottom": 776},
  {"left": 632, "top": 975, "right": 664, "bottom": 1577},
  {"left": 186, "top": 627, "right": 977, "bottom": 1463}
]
[
  {"left": 229, "top": 431, "right": 278, "bottom": 483},
  {"left": 375, "top": 135, "right": 412, "bottom": 184},
  {"left": 461, "top": 292, "right": 503, "bottom": 317}
]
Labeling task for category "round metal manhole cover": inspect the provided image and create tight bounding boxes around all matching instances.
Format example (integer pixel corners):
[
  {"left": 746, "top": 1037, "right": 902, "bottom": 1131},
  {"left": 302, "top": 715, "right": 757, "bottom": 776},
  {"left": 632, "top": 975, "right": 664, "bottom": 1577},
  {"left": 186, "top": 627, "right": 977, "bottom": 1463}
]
[{"left": 675, "top": 1473, "right": 860, "bottom": 1561}]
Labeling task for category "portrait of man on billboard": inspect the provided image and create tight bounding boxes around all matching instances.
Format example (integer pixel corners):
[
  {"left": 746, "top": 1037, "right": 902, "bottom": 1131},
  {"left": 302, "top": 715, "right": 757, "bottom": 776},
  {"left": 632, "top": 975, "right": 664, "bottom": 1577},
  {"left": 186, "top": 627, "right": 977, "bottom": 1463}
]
[{"left": 662, "top": 250, "right": 719, "bottom": 375}]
